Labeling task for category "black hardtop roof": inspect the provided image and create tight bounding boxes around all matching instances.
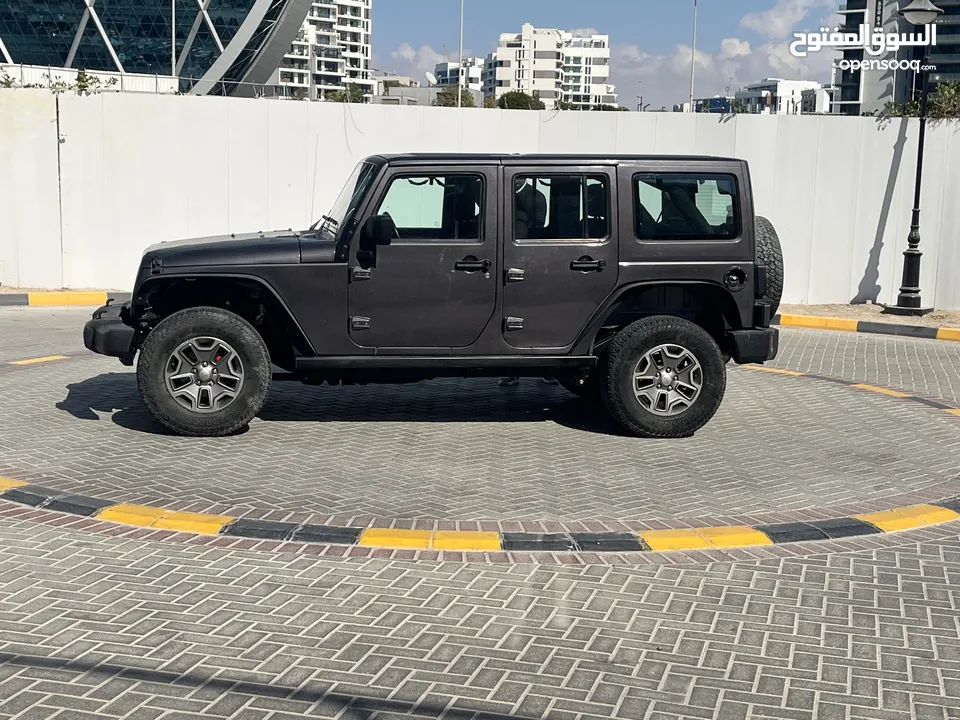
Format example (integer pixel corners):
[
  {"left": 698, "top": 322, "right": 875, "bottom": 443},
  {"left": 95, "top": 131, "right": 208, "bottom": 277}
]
[{"left": 370, "top": 153, "right": 742, "bottom": 165}]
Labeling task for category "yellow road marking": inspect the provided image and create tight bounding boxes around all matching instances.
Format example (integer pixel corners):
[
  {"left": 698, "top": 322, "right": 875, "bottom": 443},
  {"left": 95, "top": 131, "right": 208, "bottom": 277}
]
[
  {"left": 856, "top": 504, "right": 960, "bottom": 533},
  {"left": 945, "top": 409, "right": 960, "bottom": 417},
  {"left": 936, "top": 328, "right": 960, "bottom": 342},
  {"left": 697, "top": 526, "right": 773, "bottom": 547},
  {"left": 640, "top": 529, "right": 712, "bottom": 551},
  {"left": 358, "top": 528, "right": 432, "bottom": 549},
  {"left": 778, "top": 314, "right": 859, "bottom": 332},
  {"left": 851, "top": 383, "right": 911, "bottom": 398},
  {"left": 432, "top": 531, "right": 501, "bottom": 551},
  {"left": 9, "top": 355, "right": 69, "bottom": 366},
  {"left": 27, "top": 291, "right": 107, "bottom": 307},
  {"left": 0, "top": 477, "right": 28, "bottom": 492},
  {"left": 740, "top": 365, "right": 806, "bottom": 377}
]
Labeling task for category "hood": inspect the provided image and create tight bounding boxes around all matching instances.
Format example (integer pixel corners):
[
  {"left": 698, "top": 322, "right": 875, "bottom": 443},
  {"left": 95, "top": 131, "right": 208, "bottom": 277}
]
[{"left": 141, "top": 230, "right": 302, "bottom": 268}]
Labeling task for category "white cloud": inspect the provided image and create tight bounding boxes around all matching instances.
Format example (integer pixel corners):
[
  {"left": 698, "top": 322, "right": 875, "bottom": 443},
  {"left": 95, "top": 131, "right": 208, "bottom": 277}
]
[
  {"left": 378, "top": 43, "right": 479, "bottom": 83},
  {"left": 719, "top": 38, "right": 752, "bottom": 60},
  {"left": 570, "top": 27, "right": 600, "bottom": 38},
  {"left": 740, "top": 0, "right": 837, "bottom": 40}
]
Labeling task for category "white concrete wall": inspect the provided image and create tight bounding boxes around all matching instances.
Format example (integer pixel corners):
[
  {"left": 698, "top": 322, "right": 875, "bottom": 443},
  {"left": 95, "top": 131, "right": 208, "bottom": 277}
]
[{"left": 1, "top": 88, "right": 958, "bottom": 308}]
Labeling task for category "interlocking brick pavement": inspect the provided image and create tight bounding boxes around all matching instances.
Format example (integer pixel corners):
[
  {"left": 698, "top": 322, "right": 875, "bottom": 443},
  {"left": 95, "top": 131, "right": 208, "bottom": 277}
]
[
  {"left": 1, "top": 309, "right": 959, "bottom": 528},
  {"left": 769, "top": 327, "right": 960, "bottom": 404},
  {"left": 0, "top": 514, "right": 959, "bottom": 719}
]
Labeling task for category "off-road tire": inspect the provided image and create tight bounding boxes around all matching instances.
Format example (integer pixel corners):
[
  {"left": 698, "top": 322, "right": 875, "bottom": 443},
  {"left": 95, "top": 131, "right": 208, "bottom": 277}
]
[
  {"left": 137, "top": 306, "right": 272, "bottom": 437},
  {"left": 599, "top": 316, "right": 726, "bottom": 439},
  {"left": 755, "top": 215, "right": 784, "bottom": 317}
]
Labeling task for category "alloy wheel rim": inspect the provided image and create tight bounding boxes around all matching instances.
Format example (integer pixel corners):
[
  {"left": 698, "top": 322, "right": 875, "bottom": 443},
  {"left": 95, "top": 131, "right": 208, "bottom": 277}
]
[
  {"left": 164, "top": 337, "right": 245, "bottom": 413},
  {"left": 632, "top": 343, "right": 703, "bottom": 416}
]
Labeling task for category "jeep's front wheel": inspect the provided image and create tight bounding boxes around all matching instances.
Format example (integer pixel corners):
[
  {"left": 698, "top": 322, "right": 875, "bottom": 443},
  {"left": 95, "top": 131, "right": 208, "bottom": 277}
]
[
  {"left": 136, "top": 307, "right": 272, "bottom": 437},
  {"left": 600, "top": 316, "right": 726, "bottom": 438}
]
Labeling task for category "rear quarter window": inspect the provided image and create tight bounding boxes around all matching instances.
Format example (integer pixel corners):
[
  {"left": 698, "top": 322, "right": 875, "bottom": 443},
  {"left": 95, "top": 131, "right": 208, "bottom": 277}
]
[{"left": 633, "top": 173, "right": 740, "bottom": 241}]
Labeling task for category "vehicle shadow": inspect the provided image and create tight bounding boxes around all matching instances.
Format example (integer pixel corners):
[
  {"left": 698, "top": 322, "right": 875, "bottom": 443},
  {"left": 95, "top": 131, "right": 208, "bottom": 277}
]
[{"left": 55, "top": 373, "right": 631, "bottom": 437}]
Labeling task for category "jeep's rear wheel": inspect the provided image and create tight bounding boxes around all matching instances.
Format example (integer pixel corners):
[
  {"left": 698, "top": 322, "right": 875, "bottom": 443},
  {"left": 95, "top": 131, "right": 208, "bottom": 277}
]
[
  {"left": 755, "top": 216, "right": 784, "bottom": 317},
  {"left": 600, "top": 316, "right": 726, "bottom": 438},
  {"left": 137, "top": 307, "right": 272, "bottom": 437}
]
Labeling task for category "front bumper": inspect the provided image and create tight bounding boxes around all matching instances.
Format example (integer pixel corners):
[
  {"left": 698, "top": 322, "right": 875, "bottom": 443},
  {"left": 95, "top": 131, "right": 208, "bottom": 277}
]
[
  {"left": 83, "top": 302, "right": 136, "bottom": 366},
  {"left": 727, "top": 327, "right": 779, "bottom": 364}
]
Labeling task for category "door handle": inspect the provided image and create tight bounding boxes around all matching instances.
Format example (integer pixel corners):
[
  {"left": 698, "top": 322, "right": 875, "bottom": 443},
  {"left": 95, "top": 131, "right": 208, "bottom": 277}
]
[
  {"left": 455, "top": 257, "right": 492, "bottom": 273},
  {"left": 570, "top": 257, "right": 606, "bottom": 272}
]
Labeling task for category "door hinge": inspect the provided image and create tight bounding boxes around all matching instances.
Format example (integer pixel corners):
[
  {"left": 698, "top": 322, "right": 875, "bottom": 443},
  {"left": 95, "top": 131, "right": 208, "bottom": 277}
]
[
  {"left": 351, "top": 267, "right": 372, "bottom": 282},
  {"left": 505, "top": 268, "right": 525, "bottom": 283},
  {"left": 504, "top": 317, "right": 524, "bottom": 331},
  {"left": 350, "top": 316, "right": 371, "bottom": 331}
]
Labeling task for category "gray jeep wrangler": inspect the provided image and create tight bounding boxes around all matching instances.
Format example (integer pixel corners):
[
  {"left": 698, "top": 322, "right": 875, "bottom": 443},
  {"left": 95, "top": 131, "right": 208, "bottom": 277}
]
[{"left": 83, "top": 153, "right": 783, "bottom": 438}]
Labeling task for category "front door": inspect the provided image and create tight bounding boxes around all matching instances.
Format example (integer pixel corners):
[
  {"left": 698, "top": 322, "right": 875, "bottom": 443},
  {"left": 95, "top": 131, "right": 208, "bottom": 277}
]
[
  {"left": 348, "top": 166, "right": 498, "bottom": 349},
  {"left": 501, "top": 166, "right": 619, "bottom": 349}
]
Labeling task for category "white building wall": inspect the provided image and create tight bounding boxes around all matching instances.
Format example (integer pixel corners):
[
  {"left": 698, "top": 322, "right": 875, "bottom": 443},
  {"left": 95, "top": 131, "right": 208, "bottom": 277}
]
[
  {"left": 434, "top": 59, "right": 483, "bottom": 92},
  {"left": 2, "top": 89, "right": 959, "bottom": 310}
]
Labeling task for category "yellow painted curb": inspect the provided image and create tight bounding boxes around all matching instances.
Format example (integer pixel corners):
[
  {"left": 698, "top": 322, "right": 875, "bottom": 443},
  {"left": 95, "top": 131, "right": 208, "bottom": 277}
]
[
  {"left": 359, "top": 528, "right": 432, "bottom": 549},
  {"left": 95, "top": 504, "right": 232, "bottom": 534},
  {"left": 936, "top": 328, "right": 960, "bottom": 342},
  {"left": 153, "top": 511, "right": 235, "bottom": 534},
  {"left": 8, "top": 355, "right": 69, "bottom": 366},
  {"left": 97, "top": 504, "right": 169, "bottom": 527},
  {"left": 0, "top": 477, "right": 28, "bottom": 492},
  {"left": 432, "top": 531, "right": 501, "bottom": 551},
  {"left": 778, "top": 314, "right": 859, "bottom": 332},
  {"left": 640, "top": 529, "right": 712, "bottom": 551},
  {"left": 856, "top": 504, "right": 960, "bottom": 533},
  {"left": 851, "top": 383, "right": 911, "bottom": 398},
  {"left": 697, "top": 526, "right": 773, "bottom": 548},
  {"left": 27, "top": 291, "right": 108, "bottom": 307},
  {"left": 946, "top": 409, "right": 960, "bottom": 417}
]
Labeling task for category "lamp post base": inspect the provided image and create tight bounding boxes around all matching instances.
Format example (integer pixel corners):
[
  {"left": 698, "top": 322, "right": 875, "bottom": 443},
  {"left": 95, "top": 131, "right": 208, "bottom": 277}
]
[{"left": 880, "top": 303, "right": 934, "bottom": 317}]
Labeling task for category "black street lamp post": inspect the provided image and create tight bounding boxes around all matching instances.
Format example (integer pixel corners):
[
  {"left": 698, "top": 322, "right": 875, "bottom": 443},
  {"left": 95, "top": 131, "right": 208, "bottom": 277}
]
[{"left": 883, "top": 0, "right": 944, "bottom": 316}]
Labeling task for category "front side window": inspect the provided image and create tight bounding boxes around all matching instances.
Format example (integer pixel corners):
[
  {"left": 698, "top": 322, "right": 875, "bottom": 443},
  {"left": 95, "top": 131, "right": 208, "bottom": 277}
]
[
  {"left": 513, "top": 174, "right": 609, "bottom": 241},
  {"left": 376, "top": 174, "right": 484, "bottom": 242},
  {"left": 633, "top": 173, "right": 739, "bottom": 241}
]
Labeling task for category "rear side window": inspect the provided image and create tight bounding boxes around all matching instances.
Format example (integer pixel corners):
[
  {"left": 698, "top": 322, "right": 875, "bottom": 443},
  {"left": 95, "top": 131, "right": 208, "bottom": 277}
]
[
  {"left": 513, "top": 174, "right": 609, "bottom": 241},
  {"left": 633, "top": 173, "right": 739, "bottom": 241}
]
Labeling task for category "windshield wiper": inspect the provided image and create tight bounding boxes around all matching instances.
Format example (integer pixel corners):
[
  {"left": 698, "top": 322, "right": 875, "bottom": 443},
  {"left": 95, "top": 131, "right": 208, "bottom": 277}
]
[{"left": 308, "top": 215, "right": 339, "bottom": 233}]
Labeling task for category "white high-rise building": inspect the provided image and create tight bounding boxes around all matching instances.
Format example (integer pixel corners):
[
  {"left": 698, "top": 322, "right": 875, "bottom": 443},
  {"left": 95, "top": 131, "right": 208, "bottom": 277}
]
[
  {"left": 434, "top": 58, "right": 484, "bottom": 93},
  {"left": 270, "top": 0, "right": 373, "bottom": 100},
  {"left": 481, "top": 23, "right": 618, "bottom": 110}
]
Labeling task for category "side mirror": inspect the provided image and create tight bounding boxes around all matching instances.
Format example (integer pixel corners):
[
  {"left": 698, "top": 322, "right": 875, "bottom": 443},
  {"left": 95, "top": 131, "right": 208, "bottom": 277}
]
[{"left": 361, "top": 214, "right": 395, "bottom": 249}]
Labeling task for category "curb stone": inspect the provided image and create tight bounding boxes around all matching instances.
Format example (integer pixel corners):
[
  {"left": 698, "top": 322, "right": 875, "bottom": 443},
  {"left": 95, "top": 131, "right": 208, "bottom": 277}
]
[
  {"left": 0, "top": 292, "right": 132, "bottom": 307},
  {"left": 773, "top": 313, "right": 960, "bottom": 342}
]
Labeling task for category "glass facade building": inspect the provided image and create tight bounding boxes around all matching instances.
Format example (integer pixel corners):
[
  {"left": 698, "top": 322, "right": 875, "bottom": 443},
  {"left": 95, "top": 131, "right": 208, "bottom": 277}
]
[{"left": 0, "top": 0, "right": 311, "bottom": 95}]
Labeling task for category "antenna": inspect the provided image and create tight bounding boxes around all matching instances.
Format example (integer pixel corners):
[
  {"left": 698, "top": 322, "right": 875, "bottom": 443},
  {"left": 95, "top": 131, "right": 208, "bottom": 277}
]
[{"left": 425, "top": 71, "right": 438, "bottom": 86}]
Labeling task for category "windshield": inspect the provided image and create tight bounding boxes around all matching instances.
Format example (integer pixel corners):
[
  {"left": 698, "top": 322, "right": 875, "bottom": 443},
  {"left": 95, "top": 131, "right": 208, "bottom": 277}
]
[{"left": 312, "top": 160, "right": 380, "bottom": 237}]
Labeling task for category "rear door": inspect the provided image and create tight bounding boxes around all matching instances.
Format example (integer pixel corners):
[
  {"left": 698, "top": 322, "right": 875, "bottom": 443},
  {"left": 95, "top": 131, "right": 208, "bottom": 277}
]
[{"left": 501, "top": 165, "right": 619, "bottom": 349}]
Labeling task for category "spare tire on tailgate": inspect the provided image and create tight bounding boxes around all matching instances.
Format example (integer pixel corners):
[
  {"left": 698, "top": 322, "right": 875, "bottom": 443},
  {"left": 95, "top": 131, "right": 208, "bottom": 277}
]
[{"left": 754, "top": 216, "right": 784, "bottom": 318}]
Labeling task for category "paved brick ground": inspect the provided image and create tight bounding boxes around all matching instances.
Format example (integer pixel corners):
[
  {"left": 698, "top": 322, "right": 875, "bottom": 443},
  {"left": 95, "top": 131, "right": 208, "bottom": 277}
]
[
  {"left": 2, "top": 310, "right": 960, "bottom": 718},
  {"left": 1, "top": 309, "right": 959, "bottom": 528},
  {"left": 769, "top": 328, "right": 960, "bottom": 404},
  {"left": 1, "top": 514, "right": 959, "bottom": 720}
]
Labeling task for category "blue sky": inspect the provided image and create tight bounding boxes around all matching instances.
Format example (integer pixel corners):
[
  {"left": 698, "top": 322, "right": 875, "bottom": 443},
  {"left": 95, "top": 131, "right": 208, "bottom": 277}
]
[{"left": 372, "top": 0, "right": 842, "bottom": 107}]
